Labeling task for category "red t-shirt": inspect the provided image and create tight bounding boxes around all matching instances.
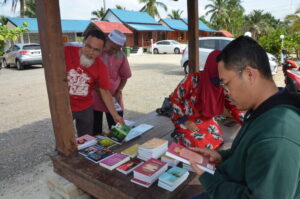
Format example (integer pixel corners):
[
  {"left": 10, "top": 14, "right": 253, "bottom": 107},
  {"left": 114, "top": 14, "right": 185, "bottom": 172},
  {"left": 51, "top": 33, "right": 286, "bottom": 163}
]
[{"left": 64, "top": 46, "right": 110, "bottom": 112}]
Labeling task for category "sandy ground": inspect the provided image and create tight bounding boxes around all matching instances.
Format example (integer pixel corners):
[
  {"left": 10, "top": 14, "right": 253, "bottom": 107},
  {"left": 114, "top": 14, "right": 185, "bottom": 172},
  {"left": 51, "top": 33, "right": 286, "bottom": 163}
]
[{"left": 0, "top": 54, "right": 286, "bottom": 199}]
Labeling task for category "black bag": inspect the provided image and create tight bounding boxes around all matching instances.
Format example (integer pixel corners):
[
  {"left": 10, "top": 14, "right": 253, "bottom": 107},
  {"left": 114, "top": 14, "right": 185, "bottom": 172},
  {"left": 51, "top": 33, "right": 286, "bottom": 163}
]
[{"left": 156, "top": 97, "right": 172, "bottom": 117}]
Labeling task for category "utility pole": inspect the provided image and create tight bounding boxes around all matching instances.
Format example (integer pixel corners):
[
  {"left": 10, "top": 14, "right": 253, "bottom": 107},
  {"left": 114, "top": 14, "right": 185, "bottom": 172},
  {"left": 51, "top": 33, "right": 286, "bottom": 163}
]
[{"left": 103, "top": 0, "right": 106, "bottom": 12}]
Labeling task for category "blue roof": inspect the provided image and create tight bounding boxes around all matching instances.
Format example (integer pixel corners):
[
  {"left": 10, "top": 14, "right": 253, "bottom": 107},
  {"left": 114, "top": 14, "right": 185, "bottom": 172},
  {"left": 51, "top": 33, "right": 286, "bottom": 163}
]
[
  {"left": 127, "top": 23, "right": 172, "bottom": 31},
  {"left": 181, "top": 18, "right": 220, "bottom": 32},
  {"left": 108, "top": 9, "right": 159, "bottom": 24},
  {"left": 7, "top": 17, "right": 90, "bottom": 32},
  {"left": 161, "top": 18, "right": 188, "bottom": 31}
]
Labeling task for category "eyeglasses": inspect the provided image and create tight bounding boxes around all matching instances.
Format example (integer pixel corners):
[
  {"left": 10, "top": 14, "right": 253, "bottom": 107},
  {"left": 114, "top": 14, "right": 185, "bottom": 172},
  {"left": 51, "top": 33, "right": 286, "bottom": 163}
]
[
  {"left": 83, "top": 44, "right": 101, "bottom": 53},
  {"left": 219, "top": 70, "right": 243, "bottom": 93}
]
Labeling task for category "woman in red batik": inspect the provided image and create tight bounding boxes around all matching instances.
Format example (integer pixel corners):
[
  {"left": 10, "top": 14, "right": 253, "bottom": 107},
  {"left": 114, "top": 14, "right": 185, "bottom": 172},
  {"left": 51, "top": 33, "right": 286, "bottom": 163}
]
[{"left": 170, "top": 50, "right": 244, "bottom": 150}]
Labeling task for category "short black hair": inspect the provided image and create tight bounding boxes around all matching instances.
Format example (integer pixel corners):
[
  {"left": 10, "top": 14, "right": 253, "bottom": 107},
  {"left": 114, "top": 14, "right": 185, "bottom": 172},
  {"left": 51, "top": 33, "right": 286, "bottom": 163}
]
[
  {"left": 216, "top": 36, "right": 272, "bottom": 79},
  {"left": 84, "top": 28, "right": 106, "bottom": 42}
]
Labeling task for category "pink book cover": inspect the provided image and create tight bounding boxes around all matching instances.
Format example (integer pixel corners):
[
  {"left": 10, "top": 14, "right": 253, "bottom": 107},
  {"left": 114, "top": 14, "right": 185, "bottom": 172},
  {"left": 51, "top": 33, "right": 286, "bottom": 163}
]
[
  {"left": 166, "top": 142, "right": 215, "bottom": 173},
  {"left": 99, "top": 153, "right": 128, "bottom": 167},
  {"left": 134, "top": 158, "right": 167, "bottom": 177},
  {"left": 76, "top": 134, "right": 96, "bottom": 145}
]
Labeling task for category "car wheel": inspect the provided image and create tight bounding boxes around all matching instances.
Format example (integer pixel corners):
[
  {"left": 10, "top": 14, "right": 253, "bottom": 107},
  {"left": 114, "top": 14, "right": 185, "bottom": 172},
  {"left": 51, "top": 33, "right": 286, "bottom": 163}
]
[
  {"left": 153, "top": 48, "right": 159, "bottom": 54},
  {"left": 174, "top": 48, "right": 180, "bottom": 54},
  {"left": 16, "top": 60, "right": 24, "bottom": 70},
  {"left": 3, "top": 59, "right": 10, "bottom": 68},
  {"left": 183, "top": 62, "right": 189, "bottom": 74}
]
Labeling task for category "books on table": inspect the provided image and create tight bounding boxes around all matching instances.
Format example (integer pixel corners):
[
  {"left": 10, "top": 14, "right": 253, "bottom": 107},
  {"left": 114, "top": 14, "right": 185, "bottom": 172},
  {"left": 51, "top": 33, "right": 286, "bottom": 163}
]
[
  {"left": 76, "top": 134, "right": 97, "bottom": 150},
  {"left": 137, "top": 138, "right": 168, "bottom": 161},
  {"left": 85, "top": 148, "right": 114, "bottom": 163},
  {"left": 121, "top": 144, "right": 140, "bottom": 158},
  {"left": 165, "top": 142, "right": 216, "bottom": 175},
  {"left": 96, "top": 135, "right": 117, "bottom": 148},
  {"left": 124, "top": 124, "right": 154, "bottom": 142},
  {"left": 158, "top": 166, "right": 189, "bottom": 192},
  {"left": 160, "top": 154, "right": 179, "bottom": 167},
  {"left": 131, "top": 158, "right": 168, "bottom": 188},
  {"left": 116, "top": 158, "right": 144, "bottom": 175},
  {"left": 78, "top": 144, "right": 104, "bottom": 156},
  {"left": 99, "top": 153, "right": 130, "bottom": 171}
]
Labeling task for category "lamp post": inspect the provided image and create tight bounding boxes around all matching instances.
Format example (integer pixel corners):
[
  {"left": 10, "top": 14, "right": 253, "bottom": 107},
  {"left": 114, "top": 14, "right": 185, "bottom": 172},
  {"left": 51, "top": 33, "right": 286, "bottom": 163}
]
[{"left": 280, "top": 34, "right": 285, "bottom": 64}]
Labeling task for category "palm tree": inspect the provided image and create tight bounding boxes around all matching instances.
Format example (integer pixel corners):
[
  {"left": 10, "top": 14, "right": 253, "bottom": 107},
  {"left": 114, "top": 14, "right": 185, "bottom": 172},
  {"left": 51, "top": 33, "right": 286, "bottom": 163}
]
[
  {"left": 285, "top": 7, "right": 300, "bottom": 33},
  {"left": 22, "top": 0, "right": 36, "bottom": 18},
  {"left": 205, "top": 0, "right": 230, "bottom": 29},
  {"left": 245, "top": 10, "right": 271, "bottom": 40},
  {"left": 1, "top": 0, "right": 26, "bottom": 17},
  {"left": 139, "top": 0, "right": 167, "bottom": 18},
  {"left": 115, "top": 5, "right": 126, "bottom": 10},
  {"left": 167, "top": 9, "right": 183, "bottom": 19},
  {"left": 91, "top": 8, "right": 106, "bottom": 20}
]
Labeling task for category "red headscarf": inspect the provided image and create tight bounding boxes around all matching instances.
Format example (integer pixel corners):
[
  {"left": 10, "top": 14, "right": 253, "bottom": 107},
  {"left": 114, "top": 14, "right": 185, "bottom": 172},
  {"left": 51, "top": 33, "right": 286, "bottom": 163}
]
[{"left": 194, "top": 50, "right": 224, "bottom": 118}]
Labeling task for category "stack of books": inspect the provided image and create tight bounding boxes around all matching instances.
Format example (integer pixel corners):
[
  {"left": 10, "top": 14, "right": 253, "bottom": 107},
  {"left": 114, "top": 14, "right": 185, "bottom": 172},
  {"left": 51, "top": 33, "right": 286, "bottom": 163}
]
[
  {"left": 131, "top": 158, "right": 168, "bottom": 188},
  {"left": 158, "top": 166, "right": 189, "bottom": 192},
  {"left": 161, "top": 154, "right": 179, "bottom": 167},
  {"left": 99, "top": 153, "right": 130, "bottom": 171},
  {"left": 137, "top": 138, "right": 168, "bottom": 161},
  {"left": 182, "top": 162, "right": 194, "bottom": 172},
  {"left": 165, "top": 142, "right": 216, "bottom": 174},
  {"left": 76, "top": 134, "right": 97, "bottom": 150},
  {"left": 116, "top": 158, "right": 144, "bottom": 175}
]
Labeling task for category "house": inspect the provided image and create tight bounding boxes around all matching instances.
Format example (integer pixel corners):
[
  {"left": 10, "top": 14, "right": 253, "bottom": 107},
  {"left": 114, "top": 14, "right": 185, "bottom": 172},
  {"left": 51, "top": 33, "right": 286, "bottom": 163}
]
[
  {"left": 6, "top": 17, "right": 90, "bottom": 45},
  {"left": 83, "top": 21, "right": 133, "bottom": 45},
  {"left": 159, "top": 18, "right": 188, "bottom": 43},
  {"left": 102, "top": 9, "right": 173, "bottom": 49},
  {"left": 181, "top": 18, "right": 220, "bottom": 37}
]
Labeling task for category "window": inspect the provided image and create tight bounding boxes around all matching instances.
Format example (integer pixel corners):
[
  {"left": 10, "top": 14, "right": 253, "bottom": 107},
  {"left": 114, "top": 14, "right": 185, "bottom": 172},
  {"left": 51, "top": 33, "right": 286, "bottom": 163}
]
[
  {"left": 219, "top": 40, "right": 232, "bottom": 50},
  {"left": 23, "top": 45, "right": 41, "bottom": 50},
  {"left": 199, "top": 40, "right": 216, "bottom": 49}
]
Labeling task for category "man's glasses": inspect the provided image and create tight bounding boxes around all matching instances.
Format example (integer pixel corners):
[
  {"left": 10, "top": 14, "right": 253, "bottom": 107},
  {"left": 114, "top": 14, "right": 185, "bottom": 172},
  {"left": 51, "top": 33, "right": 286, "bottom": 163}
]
[
  {"left": 83, "top": 44, "right": 101, "bottom": 53},
  {"left": 219, "top": 70, "right": 243, "bottom": 93}
]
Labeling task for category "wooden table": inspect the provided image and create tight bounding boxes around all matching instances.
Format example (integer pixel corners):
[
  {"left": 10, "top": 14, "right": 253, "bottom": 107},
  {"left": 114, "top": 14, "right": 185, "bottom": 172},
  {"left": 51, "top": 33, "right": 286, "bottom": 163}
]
[{"left": 51, "top": 111, "right": 240, "bottom": 199}]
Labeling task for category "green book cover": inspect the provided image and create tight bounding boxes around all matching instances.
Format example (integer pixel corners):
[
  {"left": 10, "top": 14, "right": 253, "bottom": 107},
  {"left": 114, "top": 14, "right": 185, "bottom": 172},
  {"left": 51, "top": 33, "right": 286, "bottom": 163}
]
[{"left": 108, "top": 124, "right": 132, "bottom": 143}]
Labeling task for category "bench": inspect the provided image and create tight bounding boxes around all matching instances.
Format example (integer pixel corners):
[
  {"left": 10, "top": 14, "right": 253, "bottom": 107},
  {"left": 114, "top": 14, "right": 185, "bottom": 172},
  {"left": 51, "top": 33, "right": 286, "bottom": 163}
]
[{"left": 51, "top": 111, "right": 240, "bottom": 199}]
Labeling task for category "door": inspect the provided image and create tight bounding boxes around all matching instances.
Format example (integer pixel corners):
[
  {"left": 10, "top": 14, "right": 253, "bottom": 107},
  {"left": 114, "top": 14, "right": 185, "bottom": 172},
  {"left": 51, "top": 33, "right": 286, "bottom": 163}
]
[{"left": 134, "top": 31, "right": 138, "bottom": 46}]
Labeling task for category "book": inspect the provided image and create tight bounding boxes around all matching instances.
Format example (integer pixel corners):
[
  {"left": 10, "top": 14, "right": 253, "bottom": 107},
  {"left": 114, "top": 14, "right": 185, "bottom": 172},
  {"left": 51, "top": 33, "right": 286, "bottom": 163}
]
[
  {"left": 108, "top": 123, "right": 154, "bottom": 144},
  {"left": 107, "top": 124, "right": 132, "bottom": 144},
  {"left": 130, "top": 178, "right": 152, "bottom": 188},
  {"left": 165, "top": 142, "right": 216, "bottom": 175},
  {"left": 113, "top": 97, "right": 122, "bottom": 111},
  {"left": 96, "top": 136, "right": 117, "bottom": 148},
  {"left": 76, "top": 134, "right": 97, "bottom": 150},
  {"left": 78, "top": 144, "right": 104, "bottom": 156},
  {"left": 133, "top": 158, "right": 168, "bottom": 184},
  {"left": 85, "top": 148, "right": 113, "bottom": 163},
  {"left": 121, "top": 144, "right": 140, "bottom": 158},
  {"left": 137, "top": 138, "right": 168, "bottom": 161},
  {"left": 99, "top": 153, "right": 130, "bottom": 170},
  {"left": 116, "top": 158, "right": 144, "bottom": 175},
  {"left": 158, "top": 166, "right": 189, "bottom": 192},
  {"left": 125, "top": 120, "right": 135, "bottom": 127},
  {"left": 161, "top": 154, "right": 179, "bottom": 167}
]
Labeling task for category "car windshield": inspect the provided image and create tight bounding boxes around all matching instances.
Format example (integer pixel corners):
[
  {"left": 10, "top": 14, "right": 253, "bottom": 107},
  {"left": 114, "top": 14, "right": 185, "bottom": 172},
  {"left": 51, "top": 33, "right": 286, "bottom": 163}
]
[
  {"left": 23, "top": 45, "right": 41, "bottom": 50},
  {"left": 170, "top": 41, "right": 180, "bottom": 44}
]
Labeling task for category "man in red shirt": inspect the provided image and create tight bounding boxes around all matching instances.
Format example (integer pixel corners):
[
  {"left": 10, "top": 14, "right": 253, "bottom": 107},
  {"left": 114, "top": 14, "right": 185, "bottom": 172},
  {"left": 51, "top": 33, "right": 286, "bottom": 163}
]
[{"left": 64, "top": 29, "right": 124, "bottom": 136}]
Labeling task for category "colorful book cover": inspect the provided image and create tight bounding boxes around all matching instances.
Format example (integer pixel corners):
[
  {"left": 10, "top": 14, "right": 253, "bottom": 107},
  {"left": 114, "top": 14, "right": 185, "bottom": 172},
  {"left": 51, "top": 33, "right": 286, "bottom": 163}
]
[
  {"left": 139, "top": 138, "right": 167, "bottom": 149},
  {"left": 124, "top": 124, "right": 154, "bottom": 142},
  {"left": 134, "top": 158, "right": 167, "bottom": 177},
  {"left": 121, "top": 144, "right": 140, "bottom": 158},
  {"left": 108, "top": 124, "right": 132, "bottom": 143},
  {"left": 159, "top": 166, "right": 189, "bottom": 186},
  {"left": 78, "top": 144, "right": 104, "bottom": 156},
  {"left": 166, "top": 142, "right": 215, "bottom": 174},
  {"left": 86, "top": 148, "right": 113, "bottom": 163},
  {"left": 76, "top": 134, "right": 97, "bottom": 150},
  {"left": 117, "top": 158, "right": 143, "bottom": 174},
  {"left": 97, "top": 137, "right": 117, "bottom": 148},
  {"left": 99, "top": 153, "right": 129, "bottom": 167},
  {"left": 131, "top": 178, "right": 152, "bottom": 188}
]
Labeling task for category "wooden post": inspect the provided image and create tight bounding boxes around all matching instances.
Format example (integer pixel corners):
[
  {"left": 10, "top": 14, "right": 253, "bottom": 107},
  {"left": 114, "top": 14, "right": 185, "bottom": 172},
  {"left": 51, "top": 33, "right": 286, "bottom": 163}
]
[
  {"left": 187, "top": 0, "right": 199, "bottom": 73},
  {"left": 36, "top": 0, "right": 76, "bottom": 156}
]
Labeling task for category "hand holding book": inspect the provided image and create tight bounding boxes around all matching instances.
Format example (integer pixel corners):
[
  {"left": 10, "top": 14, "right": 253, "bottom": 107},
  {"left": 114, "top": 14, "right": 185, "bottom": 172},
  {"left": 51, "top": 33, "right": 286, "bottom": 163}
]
[{"left": 189, "top": 147, "right": 222, "bottom": 164}]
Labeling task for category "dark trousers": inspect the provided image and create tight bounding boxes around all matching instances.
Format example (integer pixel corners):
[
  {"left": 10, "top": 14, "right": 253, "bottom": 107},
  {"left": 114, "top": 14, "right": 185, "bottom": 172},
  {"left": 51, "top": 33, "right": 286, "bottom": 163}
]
[
  {"left": 72, "top": 106, "right": 94, "bottom": 137},
  {"left": 188, "top": 193, "right": 209, "bottom": 199},
  {"left": 93, "top": 110, "right": 124, "bottom": 135}
]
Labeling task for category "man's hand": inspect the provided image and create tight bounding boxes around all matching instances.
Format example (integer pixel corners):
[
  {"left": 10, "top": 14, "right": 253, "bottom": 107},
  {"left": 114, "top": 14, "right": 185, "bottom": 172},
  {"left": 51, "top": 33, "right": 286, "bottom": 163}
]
[
  {"left": 184, "top": 120, "right": 199, "bottom": 132},
  {"left": 190, "top": 147, "right": 222, "bottom": 164},
  {"left": 190, "top": 161, "right": 205, "bottom": 176},
  {"left": 113, "top": 113, "right": 125, "bottom": 125}
]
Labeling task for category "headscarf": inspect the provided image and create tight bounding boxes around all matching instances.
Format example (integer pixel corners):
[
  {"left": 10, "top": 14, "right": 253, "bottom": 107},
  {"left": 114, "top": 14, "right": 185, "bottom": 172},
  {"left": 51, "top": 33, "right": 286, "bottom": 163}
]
[{"left": 194, "top": 50, "right": 225, "bottom": 118}]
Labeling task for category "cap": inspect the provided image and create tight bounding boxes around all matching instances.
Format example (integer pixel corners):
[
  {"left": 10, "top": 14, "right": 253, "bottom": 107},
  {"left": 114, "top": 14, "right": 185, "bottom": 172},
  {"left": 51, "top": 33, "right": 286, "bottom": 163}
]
[{"left": 108, "top": 30, "right": 126, "bottom": 46}]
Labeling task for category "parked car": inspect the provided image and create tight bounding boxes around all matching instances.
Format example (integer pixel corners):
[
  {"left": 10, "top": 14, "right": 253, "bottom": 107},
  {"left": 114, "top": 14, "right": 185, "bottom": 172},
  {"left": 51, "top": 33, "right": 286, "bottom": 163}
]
[
  {"left": 64, "top": 42, "right": 83, "bottom": 47},
  {"left": 180, "top": 37, "right": 278, "bottom": 75},
  {"left": 2, "top": 43, "right": 43, "bottom": 70},
  {"left": 152, "top": 40, "right": 186, "bottom": 54}
]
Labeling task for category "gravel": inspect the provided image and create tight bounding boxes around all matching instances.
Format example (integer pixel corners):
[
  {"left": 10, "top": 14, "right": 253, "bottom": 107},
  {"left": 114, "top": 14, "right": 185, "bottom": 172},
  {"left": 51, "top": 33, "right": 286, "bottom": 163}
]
[{"left": 0, "top": 54, "right": 286, "bottom": 198}]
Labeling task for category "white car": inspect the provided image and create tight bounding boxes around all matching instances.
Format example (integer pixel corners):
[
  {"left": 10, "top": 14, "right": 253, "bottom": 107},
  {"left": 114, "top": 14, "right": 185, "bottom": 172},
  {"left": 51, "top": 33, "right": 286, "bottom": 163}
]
[
  {"left": 180, "top": 37, "right": 278, "bottom": 75},
  {"left": 152, "top": 40, "right": 187, "bottom": 54}
]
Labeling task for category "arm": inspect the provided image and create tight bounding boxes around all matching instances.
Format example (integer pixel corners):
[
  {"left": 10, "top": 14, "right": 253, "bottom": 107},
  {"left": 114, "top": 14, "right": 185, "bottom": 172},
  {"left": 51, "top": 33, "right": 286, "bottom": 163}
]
[
  {"left": 200, "top": 139, "right": 300, "bottom": 199},
  {"left": 98, "top": 88, "right": 124, "bottom": 124},
  {"left": 115, "top": 79, "right": 127, "bottom": 103}
]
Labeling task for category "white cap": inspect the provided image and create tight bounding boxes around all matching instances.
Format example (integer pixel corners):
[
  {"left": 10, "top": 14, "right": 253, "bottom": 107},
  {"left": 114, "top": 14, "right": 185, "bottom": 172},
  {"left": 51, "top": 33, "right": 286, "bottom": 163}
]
[{"left": 108, "top": 30, "right": 126, "bottom": 46}]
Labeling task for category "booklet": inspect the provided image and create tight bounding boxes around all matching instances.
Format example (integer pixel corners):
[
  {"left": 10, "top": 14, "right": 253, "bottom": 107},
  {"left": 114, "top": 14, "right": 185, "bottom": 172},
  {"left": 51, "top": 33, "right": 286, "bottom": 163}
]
[{"left": 165, "top": 142, "right": 216, "bottom": 175}]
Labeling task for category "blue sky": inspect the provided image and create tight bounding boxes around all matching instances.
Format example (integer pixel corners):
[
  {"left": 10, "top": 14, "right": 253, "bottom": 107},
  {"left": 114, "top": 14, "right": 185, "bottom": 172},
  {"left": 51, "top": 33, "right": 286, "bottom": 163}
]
[{"left": 0, "top": 0, "right": 299, "bottom": 21}]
